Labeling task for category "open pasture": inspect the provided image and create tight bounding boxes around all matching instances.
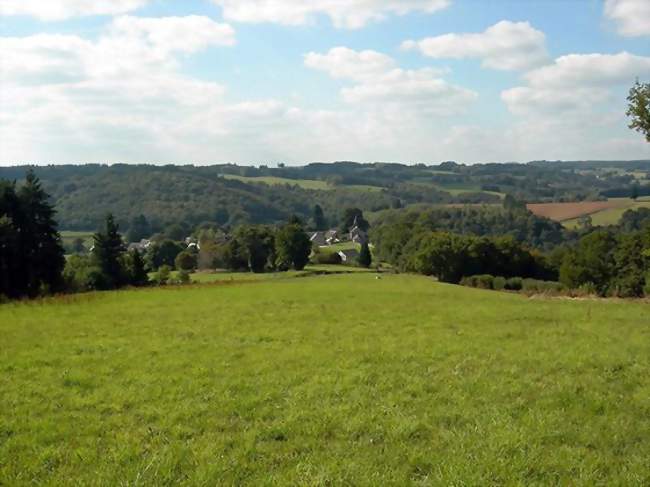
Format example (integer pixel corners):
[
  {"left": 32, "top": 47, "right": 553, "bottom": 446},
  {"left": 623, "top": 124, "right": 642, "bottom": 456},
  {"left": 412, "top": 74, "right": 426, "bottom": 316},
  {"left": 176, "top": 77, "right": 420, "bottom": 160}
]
[
  {"left": 527, "top": 200, "right": 626, "bottom": 222},
  {"left": 1, "top": 274, "right": 649, "bottom": 485}
]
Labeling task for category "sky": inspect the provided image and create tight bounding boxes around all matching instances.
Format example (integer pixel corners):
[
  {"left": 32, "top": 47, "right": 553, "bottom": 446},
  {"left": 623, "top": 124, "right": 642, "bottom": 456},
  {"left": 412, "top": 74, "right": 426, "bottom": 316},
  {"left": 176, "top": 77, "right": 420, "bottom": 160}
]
[{"left": 0, "top": 0, "right": 649, "bottom": 166}]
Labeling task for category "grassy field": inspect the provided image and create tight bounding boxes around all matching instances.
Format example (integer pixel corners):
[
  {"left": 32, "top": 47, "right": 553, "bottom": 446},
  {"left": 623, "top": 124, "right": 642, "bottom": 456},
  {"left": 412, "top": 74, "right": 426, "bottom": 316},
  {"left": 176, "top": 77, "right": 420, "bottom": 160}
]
[
  {"left": 2, "top": 274, "right": 650, "bottom": 485},
  {"left": 220, "top": 174, "right": 382, "bottom": 192},
  {"left": 563, "top": 198, "right": 650, "bottom": 228}
]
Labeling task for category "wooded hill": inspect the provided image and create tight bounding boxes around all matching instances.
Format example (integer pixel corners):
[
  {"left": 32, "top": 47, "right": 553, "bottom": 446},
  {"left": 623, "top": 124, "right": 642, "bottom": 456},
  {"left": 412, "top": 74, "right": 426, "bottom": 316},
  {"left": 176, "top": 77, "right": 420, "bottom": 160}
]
[{"left": 1, "top": 160, "right": 648, "bottom": 231}]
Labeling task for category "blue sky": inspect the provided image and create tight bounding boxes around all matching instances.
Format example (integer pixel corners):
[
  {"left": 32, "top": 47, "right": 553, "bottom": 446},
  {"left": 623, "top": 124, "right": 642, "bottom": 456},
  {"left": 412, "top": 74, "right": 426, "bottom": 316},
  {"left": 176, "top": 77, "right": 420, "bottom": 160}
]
[{"left": 1, "top": 0, "right": 649, "bottom": 165}]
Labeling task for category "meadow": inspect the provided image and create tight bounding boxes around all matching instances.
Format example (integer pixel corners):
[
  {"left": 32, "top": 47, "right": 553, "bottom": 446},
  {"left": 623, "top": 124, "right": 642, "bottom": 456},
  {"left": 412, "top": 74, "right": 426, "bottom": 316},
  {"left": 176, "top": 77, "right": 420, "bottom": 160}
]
[
  {"left": 220, "top": 174, "right": 381, "bottom": 192},
  {"left": 1, "top": 274, "right": 650, "bottom": 485},
  {"left": 528, "top": 197, "right": 650, "bottom": 227}
]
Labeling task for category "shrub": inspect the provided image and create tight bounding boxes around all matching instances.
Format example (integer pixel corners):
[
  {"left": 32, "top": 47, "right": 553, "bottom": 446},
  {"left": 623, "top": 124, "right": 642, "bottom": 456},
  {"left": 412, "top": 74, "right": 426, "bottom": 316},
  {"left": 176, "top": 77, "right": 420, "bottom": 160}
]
[
  {"left": 175, "top": 251, "right": 197, "bottom": 271},
  {"left": 460, "top": 275, "right": 495, "bottom": 290},
  {"left": 153, "top": 265, "right": 172, "bottom": 286},
  {"left": 312, "top": 251, "right": 342, "bottom": 265},
  {"left": 521, "top": 279, "right": 565, "bottom": 294},
  {"left": 176, "top": 269, "right": 191, "bottom": 285},
  {"left": 505, "top": 277, "right": 523, "bottom": 291},
  {"left": 493, "top": 276, "right": 506, "bottom": 291}
]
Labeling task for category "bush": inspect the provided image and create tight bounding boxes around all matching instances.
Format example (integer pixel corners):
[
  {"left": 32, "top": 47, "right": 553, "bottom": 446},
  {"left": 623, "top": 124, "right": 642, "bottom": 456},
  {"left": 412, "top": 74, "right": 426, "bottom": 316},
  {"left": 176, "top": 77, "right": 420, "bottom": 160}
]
[
  {"left": 493, "top": 276, "right": 506, "bottom": 291},
  {"left": 153, "top": 265, "right": 172, "bottom": 286},
  {"left": 521, "top": 279, "right": 565, "bottom": 294},
  {"left": 312, "top": 251, "right": 342, "bottom": 265},
  {"left": 505, "top": 277, "right": 523, "bottom": 291},
  {"left": 460, "top": 275, "right": 495, "bottom": 290},
  {"left": 176, "top": 269, "right": 192, "bottom": 285},
  {"left": 175, "top": 251, "right": 197, "bottom": 271}
]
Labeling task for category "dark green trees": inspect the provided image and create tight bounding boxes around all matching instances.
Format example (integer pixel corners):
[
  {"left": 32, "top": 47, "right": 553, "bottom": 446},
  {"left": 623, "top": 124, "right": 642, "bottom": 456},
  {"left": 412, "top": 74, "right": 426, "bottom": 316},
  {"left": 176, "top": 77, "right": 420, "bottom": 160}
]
[
  {"left": 126, "top": 214, "right": 151, "bottom": 242},
  {"left": 341, "top": 208, "right": 369, "bottom": 233},
  {"left": 275, "top": 222, "right": 311, "bottom": 271},
  {"left": 0, "top": 172, "right": 65, "bottom": 299},
  {"left": 358, "top": 242, "right": 372, "bottom": 268},
  {"left": 312, "top": 204, "right": 327, "bottom": 230},
  {"left": 93, "top": 214, "right": 126, "bottom": 289}
]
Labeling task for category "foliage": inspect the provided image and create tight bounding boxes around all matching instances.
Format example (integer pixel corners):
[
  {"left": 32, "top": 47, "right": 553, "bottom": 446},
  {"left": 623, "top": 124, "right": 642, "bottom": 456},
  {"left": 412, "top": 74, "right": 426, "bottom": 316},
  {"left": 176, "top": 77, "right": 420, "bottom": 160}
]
[
  {"left": 357, "top": 242, "right": 372, "bottom": 268},
  {"left": 175, "top": 251, "right": 198, "bottom": 271},
  {"left": 92, "top": 214, "right": 126, "bottom": 289},
  {"left": 627, "top": 80, "right": 650, "bottom": 142},
  {"left": 275, "top": 223, "right": 312, "bottom": 271},
  {"left": 395, "top": 231, "right": 553, "bottom": 284},
  {"left": 145, "top": 240, "right": 184, "bottom": 271},
  {"left": 312, "top": 204, "right": 327, "bottom": 230},
  {"left": 126, "top": 214, "right": 151, "bottom": 243},
  {"left": 559, "top": 228, "right": 650, "bottom": 297},
  {"left": 152, "top": 265, "right": 172, "bottom": 285},
  {"left": 340, "top": 208, "right": 369, "bottom": 233},
  {"left": 0, "top": 171, "right": 65, "bottom": 298}
]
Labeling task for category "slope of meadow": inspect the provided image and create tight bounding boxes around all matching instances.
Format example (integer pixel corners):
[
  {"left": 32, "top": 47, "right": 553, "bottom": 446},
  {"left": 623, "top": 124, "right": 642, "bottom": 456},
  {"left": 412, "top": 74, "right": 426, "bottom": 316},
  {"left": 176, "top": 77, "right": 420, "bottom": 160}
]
[{"left": 1, "top": 274, "right": 649, "bottom": 485}]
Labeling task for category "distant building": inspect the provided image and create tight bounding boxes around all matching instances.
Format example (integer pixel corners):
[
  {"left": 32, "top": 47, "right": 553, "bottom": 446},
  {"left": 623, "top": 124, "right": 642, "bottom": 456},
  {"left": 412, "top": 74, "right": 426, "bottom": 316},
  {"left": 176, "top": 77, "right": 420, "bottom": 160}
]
[
  {"left": 325, "top": 229, "right": 340, "bottom": 245},
  {"left": 309, "top": 231, "right": 327, "bottom": 246},
  {"left": 127, "top": 239, "right": 151, "bottom": 252},
  {"left": 338, "top": 249, "right": 359, "bottom": 263},
  {"left": 349, "top": 216, "right": 368, "bottom": 245}
]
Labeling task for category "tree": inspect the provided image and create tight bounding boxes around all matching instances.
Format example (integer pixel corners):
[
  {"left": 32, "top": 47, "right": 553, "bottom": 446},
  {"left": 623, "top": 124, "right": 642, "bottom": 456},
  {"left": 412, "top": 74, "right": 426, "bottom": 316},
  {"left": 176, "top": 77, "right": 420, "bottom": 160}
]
[
  {"left": 93, "top": 214, "right": 126, "bottom": 289},
  {"left": 234, "top": 225, "right": 276, "bottom": 273},
  {"left": 146, "top": 239, "right": 184, "bottom": 270},
  {"left": 275, "top": 223, "right": 311, "bottom": 271},
  {"left": 627, "top": 80, "right": 650, "bottom": 142},
  {"left": 341, "top": 208, "right": 369, "bottom": 233},
  {"left": 8, "top": 171, "right": 66, "bottom": 297},
  {"left": 175, "top": 250, "right": 198, "bottom": 271},
  {"left": 312, "top": 204, "right": 327, "bottom": 230},
  {"left": 127, "top": 214, "right": 151, "bottom": 243},
  {"left": 125, "top": 249, "right": 149, "bottom": 286},
  {"left": 358, "top": 242, "right": 372, "bottom": 268}
]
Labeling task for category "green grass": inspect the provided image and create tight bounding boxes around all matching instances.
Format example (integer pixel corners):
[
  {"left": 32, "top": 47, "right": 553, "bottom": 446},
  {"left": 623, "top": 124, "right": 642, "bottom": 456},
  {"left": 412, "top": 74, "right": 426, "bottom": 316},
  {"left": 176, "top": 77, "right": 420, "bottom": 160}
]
[
  {"left": 221, "top": 174, "right": 332, "bottom": 190},
  {"left": 220, "top": 174, "right": 382, "bottom": 192},
  {"left": 2, "top": 274, "right": 650, "bottom": 485},
  {"left": 563, "top": 197, "right": 650, "bottom": 228},
  {"left": 317, "top": 241, "right": 361, "bottom": 254}
]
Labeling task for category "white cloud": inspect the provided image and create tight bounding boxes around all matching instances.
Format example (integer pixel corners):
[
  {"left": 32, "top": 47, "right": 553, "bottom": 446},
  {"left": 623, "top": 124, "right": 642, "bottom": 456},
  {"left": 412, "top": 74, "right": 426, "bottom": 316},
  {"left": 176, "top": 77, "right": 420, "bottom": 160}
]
[
  {"left": 212, "top": 0, "right": 450, "bottom": 29},
  {"left": 402, "top": 20, "right": 548, "bottom": 71},
  {"left": 305, "top": 47, "right": 476, "bottom": 116},
  {"left": 502, "top": 52, "right": 650, "bottom": 116},
  {"left": 0, "top": 0, "right": 149, "bottom": 21},
  {"left": 604, "top": 0, "right": 650, "bottom": 37},
  {"left": 0, "top": 16, "right": 251, "bottom": 163}
]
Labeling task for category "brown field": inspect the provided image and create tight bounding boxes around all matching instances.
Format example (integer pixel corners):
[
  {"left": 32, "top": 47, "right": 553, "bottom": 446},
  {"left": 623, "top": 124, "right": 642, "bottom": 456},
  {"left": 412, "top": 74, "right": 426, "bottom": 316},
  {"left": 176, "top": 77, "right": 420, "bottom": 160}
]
[{"left": 526, "top": 200, "right": 626, "bottom": 222}]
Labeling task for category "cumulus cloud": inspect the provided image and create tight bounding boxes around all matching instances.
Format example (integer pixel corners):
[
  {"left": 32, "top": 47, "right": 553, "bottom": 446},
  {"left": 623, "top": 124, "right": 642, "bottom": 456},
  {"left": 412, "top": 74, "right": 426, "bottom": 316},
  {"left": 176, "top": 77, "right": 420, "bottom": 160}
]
[
  {"left": 305, "top": 47, "right": 476, "bottom": 115},
  {"left": 0, "top": 0, "right": 149, "bottom": 21},
  {"left": 212, "top": 0, "right": 450, "bottom": 29},
  {"left": 402, "top": 20, "right": 548, "bottom": 71},
  {"left": 604, "top": 0, "right": 650, "bottom": 37},
  {"left": 0, "top": 16, "right": 253, "bottom": 163},
  {"left": 502, "top": 52, "right": 650, "bottom": 116}
]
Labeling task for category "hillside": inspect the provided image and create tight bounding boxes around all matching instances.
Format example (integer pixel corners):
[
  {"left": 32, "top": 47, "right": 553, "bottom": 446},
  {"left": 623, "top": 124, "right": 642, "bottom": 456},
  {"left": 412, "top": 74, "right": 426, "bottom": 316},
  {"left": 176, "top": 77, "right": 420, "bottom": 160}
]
[
  {"left": 1, "top": 273, "right": 648, "bottom": 484},
  {"left": 1, "top": 160, "right": 648, "bottom": 231}
]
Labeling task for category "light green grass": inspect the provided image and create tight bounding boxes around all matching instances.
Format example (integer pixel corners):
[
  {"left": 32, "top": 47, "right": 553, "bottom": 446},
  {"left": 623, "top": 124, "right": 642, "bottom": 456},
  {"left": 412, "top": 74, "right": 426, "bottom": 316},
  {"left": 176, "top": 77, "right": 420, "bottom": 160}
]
[
  {"left": 221, "top": 174, "right": 382, "bottom": 192},
  {"left": 317, "top": 241, "right": 361, "bottom": 254},
  {"left": 221, "top": 174, "right": 332, "bottom": 190},
  {"left": 1, "top": 275, "right": 650, "bottom": 485},
  {"left": 563, "top": 198, "right": 650, "bottom": 228}
]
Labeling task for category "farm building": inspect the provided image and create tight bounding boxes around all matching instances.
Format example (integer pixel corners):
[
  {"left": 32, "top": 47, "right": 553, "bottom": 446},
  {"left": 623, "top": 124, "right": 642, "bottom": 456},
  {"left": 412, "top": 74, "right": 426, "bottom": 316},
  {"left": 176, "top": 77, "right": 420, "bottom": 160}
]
[{"left": 309, "top": 232, "right": 327, "bottom": 246}]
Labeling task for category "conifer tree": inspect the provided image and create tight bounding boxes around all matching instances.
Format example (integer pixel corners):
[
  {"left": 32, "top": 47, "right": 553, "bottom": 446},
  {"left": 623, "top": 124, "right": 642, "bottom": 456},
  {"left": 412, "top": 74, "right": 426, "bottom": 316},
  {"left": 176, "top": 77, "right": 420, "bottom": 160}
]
[
  {"left": 358, "top": 242, "right": 372, "bottom": 268},
  {"left": 93, "top": 214, "right": 126, "bottom": 289}
]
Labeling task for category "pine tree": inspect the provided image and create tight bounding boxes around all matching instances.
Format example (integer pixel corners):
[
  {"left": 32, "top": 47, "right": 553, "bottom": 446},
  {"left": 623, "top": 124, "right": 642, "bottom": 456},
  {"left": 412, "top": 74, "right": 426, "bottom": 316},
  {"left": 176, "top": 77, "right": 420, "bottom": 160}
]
[
  {"left": 17, "top": 171, "right": 66, "bottom": 296},
  {"left": 312, "top": 204, "right": 326, "bottom": 230},
  {"left": 358, "top": 242, "right": 372, "bottom": 268},
  {"left": 126, "top": 249, "right": 149, "bottom": 286},
  {"left": 93, "top": 214, "right": 126, "bottom": 289}
]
